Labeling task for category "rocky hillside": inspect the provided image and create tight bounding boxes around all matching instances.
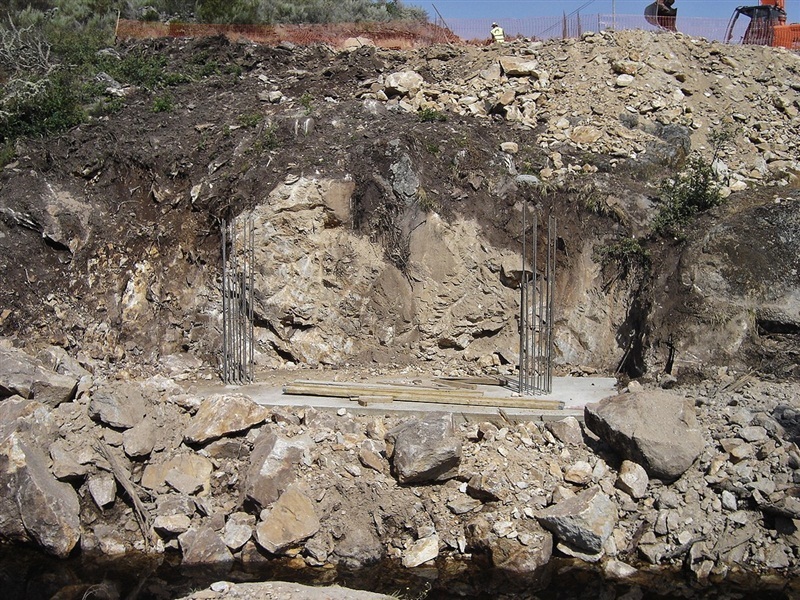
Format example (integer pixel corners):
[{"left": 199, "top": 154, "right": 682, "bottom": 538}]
[
  {"left": 0, "top": 29, "right": 798, "bottom": 380},
  {"left": 1, "top": 26, "right": 800, "bottom": 599}
]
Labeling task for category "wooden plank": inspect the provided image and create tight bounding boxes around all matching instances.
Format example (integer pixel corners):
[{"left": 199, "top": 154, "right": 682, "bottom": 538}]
[
  {"left": 437, "top": 376, "right": 503, "bottom": 386},
  {"left": 354, "top": 395, "right": 394, "bottom": 406},
  {"left": 283, "top": 380, "right": 564, "bottom": 410},
  {"left": 285, "top": 380, "right": 486, "bottom": 399}
]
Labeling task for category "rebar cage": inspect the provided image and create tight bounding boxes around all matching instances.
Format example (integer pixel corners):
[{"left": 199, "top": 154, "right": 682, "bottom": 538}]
[
  {"left": 221, "top": 214, "right": 255, "bottom": 384},
  {"left": 517, "top": 211, "right": 557, "bottom": 395}
]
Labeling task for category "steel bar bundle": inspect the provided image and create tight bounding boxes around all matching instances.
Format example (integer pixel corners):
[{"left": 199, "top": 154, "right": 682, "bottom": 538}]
[
  {"left": 517, "top": 211, "right": 556, "bottom": 395},
  {"left": 221, "top": 215, "right": 255, "bottom": 384}
]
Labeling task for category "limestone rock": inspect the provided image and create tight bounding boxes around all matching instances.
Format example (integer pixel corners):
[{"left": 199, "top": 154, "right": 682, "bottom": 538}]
[
  {"left": 467, "top": 471, "right": 508, "bottom": 502},
  {"left": 123, "top": 418, "right": 157, "bottom": 458},
  {"left": 89, "top": 381, "right": 148, "bottom": 429},
  {"left": 491, "top": 522, "right": 553, "bottom": 579},
  {"left": 183, "top": 393, "right": 270, "bottom": 444},
  {"left": 546, "top": 417, "right": 583, "bottom": 446},
  {"left": 402, "top": 534, "right": 439, "bottom": 568},
  {"left": 386, "top": 413, "right": 461, "bottom": 484},
  {"left": 87, "top": 473, "right": 117, "bottom": 508},
  {"left": 332, "top": 518, "right": 384, "bottom": 568},
  {"left": 36, "top": 346, "right": 92, "bottom": 380},
  {"left": 49, "top": 438, "right": 90, "bottom": 480},
  {"left": 244, "top": 430, "right": 313, "bottom": 509},
  {"left": 499, "top": 56, "right": 539, "bottom": 76},
  {"left": 536, "top": 487, "right": 617, "bottom": 554},
  {"left": 570, "top": 126, "right": 602, "bottom": 145},
  {"left": 584, "top": 391, "right": 705, "bottom": 480},
  {"left": 384, "top": 70, "right": 424, "bottom": 96},
  {"left": 616, "top": 460, "right": 649, "bottom": 499},
  {"left": 141, "top": 452, "right": 213, "bottom": 495},
  {"left": 179, "top": 526, "right": 234, "bottom": 565},
  {"left": 0, "top": 432, "right": 81, "bottom": 557},
  {"left": 223, "top": 512, "right": 255, "bottom": 550},
  {"left": 154, "top": 513, "right": 192, "bottom": 536},
  {"left": 176, "top": 582, "right": 397, "bottom": 600},
  {"left": 255, "top": 486, "right": 320, "bottom": 554},
  {"left": 0, "top": 346, "right": 78, "bottom": 407}
]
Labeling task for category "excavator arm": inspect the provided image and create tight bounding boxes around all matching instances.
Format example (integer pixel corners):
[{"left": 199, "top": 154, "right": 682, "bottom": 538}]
[
  {"left": 650, "top": 0, "right": 799, "bottom": 49},
  {"left": 644, "top": 0, "right": 678, "bottom": 31}
]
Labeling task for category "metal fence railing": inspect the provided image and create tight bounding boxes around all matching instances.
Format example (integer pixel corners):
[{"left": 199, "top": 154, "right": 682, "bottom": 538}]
[{"left": 447, "top": 14, "right": 755, "bottom": 44}]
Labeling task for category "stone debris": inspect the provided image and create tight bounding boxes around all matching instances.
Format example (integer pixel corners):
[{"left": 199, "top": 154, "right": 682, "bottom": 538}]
[
  {"left": 254, "top": 485, "right": 320, "bottom": 555},
  {"left": 244, "top": 430, "right": 314, "bottom": 509},
  {"left": 0, "top": 25, "right": 799, "bottom": 597},
  {"left": 0, "top": 346, "right": 78, "bottom": 407},
  {"left": 585, "top": 390, "right": 706, "bottom": 481},
  {"left": 536, "top": 487, "right": 618, "bottom": 554},
  {"left": 184, "top": 393, "right": 271, "bottom": 444},
  {"left": 386, "top": 413, "right": 462, "bottom": 484},
  {"left": 0, "top": 353, "right": 798, "bottom": 597}
]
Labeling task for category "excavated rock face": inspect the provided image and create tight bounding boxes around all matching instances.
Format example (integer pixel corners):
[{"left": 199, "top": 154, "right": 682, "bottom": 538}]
[
  {"left": 647, "top": 196, "right": 800, "bottom": 376},
  {"left": 0, "top": 31, "right": 798, "bottom": 379}
]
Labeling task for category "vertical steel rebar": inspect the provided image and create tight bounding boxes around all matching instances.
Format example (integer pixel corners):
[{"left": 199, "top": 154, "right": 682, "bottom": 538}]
[
  {"left": 248, "top": 215, "right": 255, "bottom": 383},
  {"left": 222, "top": 219, "right": 229, "bottom": 383},
  {"left": 518, "top": 208, "right": 526, "bottom": 395},
  {"left": 516, "top": 209, "right": 556, "bottom": 396},
  {"left": 547, "top": 215, "right": 557, "bottom": 392},
  {"left": 221, "top": 214, "right": 255, "bottom": 385}
]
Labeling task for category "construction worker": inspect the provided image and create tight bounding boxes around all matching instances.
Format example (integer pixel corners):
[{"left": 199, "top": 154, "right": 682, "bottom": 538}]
[{"left": 490, "top": 22, "right": 505, "bottom": 43}]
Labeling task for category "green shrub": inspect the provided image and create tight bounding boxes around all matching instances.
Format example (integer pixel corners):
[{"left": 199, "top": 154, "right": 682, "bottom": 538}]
[
  {"left": 653, "top": 155, "right": 723, "bottom": 239},
  {"left": 0, "top": 142, "right": 16, "bottom": 167},
  {"left": 252, "top": 124, "right": 280, "bottom": 152},
  {"left": 595, "top": 237, "right": 650, "bottom": 278},
  {"left": 237, "top": 112, "right": 261, "bottom": 127},
  {"left": 418, "top": 107, "right": 446, "bottom": 122},
  {"left": 151, "top": 92, "right": 174, "bottom": 112},
  {"left": 0, "top": 70, "right": 85, "bottom": 141},
  {"left": 299, "top": 92, "right": 314, "bottom": 114},
  {"left": 106, "top": 52, "right": 169, "bottom": 88}
]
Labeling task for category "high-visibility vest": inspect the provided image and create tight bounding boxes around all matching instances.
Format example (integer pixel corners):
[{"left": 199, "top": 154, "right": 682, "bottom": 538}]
[{"left": 491, "top": 26, "right": 505, "bottom": 43}]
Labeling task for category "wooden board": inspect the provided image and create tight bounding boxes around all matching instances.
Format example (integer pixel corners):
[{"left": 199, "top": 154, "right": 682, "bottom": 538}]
[{"left": 283, "top": 380, "right": 564, "bottom": 410}]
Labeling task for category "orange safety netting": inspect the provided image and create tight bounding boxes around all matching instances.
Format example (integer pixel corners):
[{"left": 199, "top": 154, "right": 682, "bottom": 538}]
[{"left": 116, "top": 19, "right": 458, "bottom": 48}]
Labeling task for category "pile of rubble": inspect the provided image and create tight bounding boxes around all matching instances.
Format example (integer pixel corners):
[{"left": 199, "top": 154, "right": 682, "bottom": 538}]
[
  {"left": 2, "top": 342, "right": 798, "bottom": 597},
  {"left": 365, "top": 28, "right": 800, "bottom": 190}
]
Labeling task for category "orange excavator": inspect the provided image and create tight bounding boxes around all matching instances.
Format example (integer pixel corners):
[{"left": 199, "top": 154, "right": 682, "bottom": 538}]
[
  {"left": 645, "top": 0, "right": 800, "bottom": 48},
  {"left": 724, "top": 0, "right": 800, "bottom": 48}
]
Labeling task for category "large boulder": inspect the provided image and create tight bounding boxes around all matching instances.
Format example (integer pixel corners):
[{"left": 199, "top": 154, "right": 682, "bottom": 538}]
[
  {"left": 584, "top": 391, "right": 705, "bottom": 480},
  {"left": 179, "top": 526, "right": 234, "bottom": 566},
  {"left": 176, "top": 582, "right": 398, "bottom": 600},
  {"left": 254, "top": 485, "right": 320, "bottom": 554},
  {"left": 0, "top": 346, "right": 78, "bottom": 407},
  {"left": 385, "top": 413, "right": 461, "bottom": 484},
  {"left": 244, "top": 430, "right": 313, "bottom": 509},
  {"left": 535, "top": 487, "right": 617, "bottom": 554},
  {"left": 140, "top": 452, "right": 213, "bottom": 495},
  {"left": 88, "top": 381, "right": 149, "bottom": 429},
  {"left": 0, "top": 432, "right": 81, "bottom": 557},
  {"left": 183, "top": 393, "right": 270, "bottom": 444}
]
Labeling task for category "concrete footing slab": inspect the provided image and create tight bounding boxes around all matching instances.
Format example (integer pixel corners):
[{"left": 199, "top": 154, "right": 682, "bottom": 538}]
[{"left": 217, "top": 376, "right": 618, "bottom": 424}]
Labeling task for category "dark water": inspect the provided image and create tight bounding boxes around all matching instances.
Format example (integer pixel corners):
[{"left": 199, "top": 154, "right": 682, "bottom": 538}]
[{"left": 0, "top": 547, "right": 794, "bottom": 600}]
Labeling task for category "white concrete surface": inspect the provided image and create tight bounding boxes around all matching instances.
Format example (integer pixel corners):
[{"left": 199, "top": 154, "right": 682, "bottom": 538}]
[{"left": 215, "top": 376, "right": 618, "bottom": 423}]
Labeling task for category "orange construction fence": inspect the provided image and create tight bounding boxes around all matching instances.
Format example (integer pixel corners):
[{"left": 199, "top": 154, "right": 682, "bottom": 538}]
[{"left": 115, "top": 14, "right": 798, "bottom": 49}]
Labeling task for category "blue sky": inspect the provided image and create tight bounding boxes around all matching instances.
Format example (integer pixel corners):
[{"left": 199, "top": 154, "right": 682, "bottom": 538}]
[{"left": 403, "top": 1, "right": 779, "bottom": 21}]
